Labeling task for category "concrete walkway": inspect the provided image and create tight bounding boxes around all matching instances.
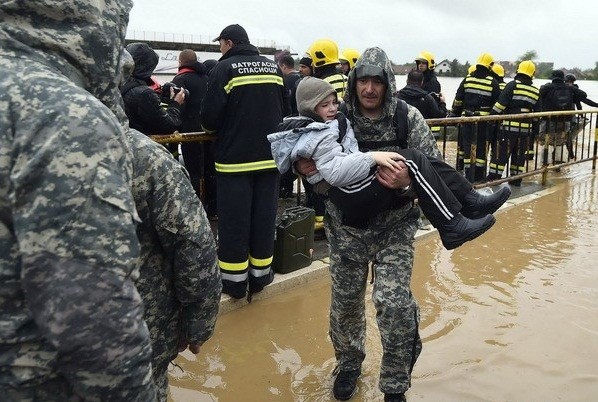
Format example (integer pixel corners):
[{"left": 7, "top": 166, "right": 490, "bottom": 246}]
[{"left": 218, "top": 182, "right": 560, "bottom": 315}]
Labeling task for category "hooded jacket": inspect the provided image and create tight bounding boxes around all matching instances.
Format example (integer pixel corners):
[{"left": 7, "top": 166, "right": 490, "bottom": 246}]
[
  {"left": 120, "top": 42, "right": 183, "bottom": 135},
  {"left": 0, "top": 1, "right": 155, "bottom": 400},
  {"left": 201, "top": 43, "right": 285, "bottom": 174},
  {"left": 268, "top": 116, "right": 374, "bottom": 186},
  {"left": 172, "top": 60, "right": 208, "bottom": 132},
  {"left": 345, "top": 47, "right": 441, "bottom": 159}
]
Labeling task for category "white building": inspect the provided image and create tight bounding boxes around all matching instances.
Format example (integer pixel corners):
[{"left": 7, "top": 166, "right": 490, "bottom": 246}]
[{"left": 436, "top": 59, "right": 452, "bottom": 74}]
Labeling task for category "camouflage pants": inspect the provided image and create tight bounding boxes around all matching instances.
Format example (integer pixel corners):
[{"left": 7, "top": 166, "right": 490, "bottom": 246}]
[
  {"left": 325, "top": 201, "right": 423, "bottom": 394},
  {"left": 1, "top": 377, "right": 83, "bottom": 402}
]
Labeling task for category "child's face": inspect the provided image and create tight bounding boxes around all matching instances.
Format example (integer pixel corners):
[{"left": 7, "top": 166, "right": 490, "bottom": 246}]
[{"left": 315, "top": 93, "right": 339, "bottom": 122}]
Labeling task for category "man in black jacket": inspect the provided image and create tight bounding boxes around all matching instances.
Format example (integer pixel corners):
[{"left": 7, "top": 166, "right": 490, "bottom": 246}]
[
  {"left": 120, "top": 42, "right": 185, "bottom": 136},
  {"left": 172, "top": 49, "right": 216, "bottom": 216},
  {"left": 397, "top": 70, "right": 447, "bottom": 120},
  {"left": 201, "top": 24, "right": 285, "bottom": 300}
]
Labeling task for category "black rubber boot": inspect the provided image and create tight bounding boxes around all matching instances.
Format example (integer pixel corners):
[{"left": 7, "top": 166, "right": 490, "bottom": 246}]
[
  {"left": 384, "top": 393, "right": 407, "bottom": 402},
  {"left": 461, "top": 186, "right": 512, "bottom": 219},
  {"left": 248, "top": 270, "right": 274, "bottom": 295},
  {"left": 222, "top": 279, "right": 247, "bottom": 300},
  {"left": 333, "top": 369, "right": 360, "bottom": 400},
  {"left": 486, "top": 173, "right": 502, "bottom": 182},
  {"left": 439, "top": 213, "right": 496, "bottom": 250}
]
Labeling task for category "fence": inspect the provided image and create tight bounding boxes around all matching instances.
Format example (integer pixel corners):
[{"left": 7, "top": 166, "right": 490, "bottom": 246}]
[
  {"left": 126, "top": 30, "right": 284, "bottom": 51},
  {"left": 427, "top": 109, "right": 598, "bottom": 188},
  {"left": 150, "top": 110, "right": 598, "bottom": 197}
]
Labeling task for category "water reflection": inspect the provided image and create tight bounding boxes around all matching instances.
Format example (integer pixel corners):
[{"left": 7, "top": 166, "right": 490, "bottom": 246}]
[{"left": 168, "top": 170, "right": 598, "bottom": 401}]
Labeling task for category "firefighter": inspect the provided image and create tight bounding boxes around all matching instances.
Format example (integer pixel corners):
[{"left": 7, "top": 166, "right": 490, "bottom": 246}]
[
  {"left": 451, "top": 52, "right": 501, "bottom": 182},
  {"left": 201, "top": 24, "right": 284, "bottom": 300},
  {"left": 415, "top": 50, "right": 443, "bottom": 138},
  {"left": 487, "top": 60, "right": 540, "bottom": 185},
  {"left": 306, "top": 38, "right": 349, "bottom": 231},
  {"left": 339, "top": 48, "right": 360, "bottom": 75},
  {"left": 308, "top": 38, "right": 348, "bottom": 100}
]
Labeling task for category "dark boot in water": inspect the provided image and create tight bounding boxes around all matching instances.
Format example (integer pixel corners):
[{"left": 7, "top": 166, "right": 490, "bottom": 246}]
[
  {"left": 461, "top": 185, "right": 511, "bottom": 219},
  {"left": 439, "top": 213, "right": 496, "bottom": 250}
]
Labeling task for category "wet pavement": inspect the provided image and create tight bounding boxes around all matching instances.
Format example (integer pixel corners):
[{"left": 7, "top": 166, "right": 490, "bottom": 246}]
[{"left": 178, "top": 165, "right": 598, "bottom": 401}]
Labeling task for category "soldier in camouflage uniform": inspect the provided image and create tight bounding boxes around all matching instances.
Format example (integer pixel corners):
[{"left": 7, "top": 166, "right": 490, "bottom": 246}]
[
  {"left": 126, "top": 128, "right": 221, "bottom": 401},
  {"left": 117, "top": 50, "right": 222, "bottom": 401},
  {"left": 0, "top": 1, "right": 157, "bottom": 401},
  {"left": 298, "top": 47, "right": 440, "bottom": 401}
]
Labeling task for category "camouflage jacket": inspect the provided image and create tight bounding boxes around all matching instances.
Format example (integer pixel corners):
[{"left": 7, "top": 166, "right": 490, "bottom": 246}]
[
  {"left": 126, "top": 129, "right": 221, "bottom": 369},
  {"left": 0, "top": 1, "right": 156, "bottom": 400}
]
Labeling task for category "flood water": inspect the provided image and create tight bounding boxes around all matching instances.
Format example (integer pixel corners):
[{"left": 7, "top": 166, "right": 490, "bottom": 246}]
[{"left": 168, "top": 167, "right": 598, "bottom": 402}]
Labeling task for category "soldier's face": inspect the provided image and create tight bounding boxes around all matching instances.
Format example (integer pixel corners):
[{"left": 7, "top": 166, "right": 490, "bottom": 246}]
[{"left": 356, "top": 76, "right": 385, "bottom": 114}]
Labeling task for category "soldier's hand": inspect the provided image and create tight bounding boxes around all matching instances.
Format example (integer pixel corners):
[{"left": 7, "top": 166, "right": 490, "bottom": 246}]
[
  {"left": 376, "top": 162, "right": 411, "bottom": 189},
  {"left": 188, "top": 343, "right": 202, "bottom": 354},
  {"left": 178, "top": 336, "right": 204, "bottom": 354},
  {"left": 294, "top": 158, "right": 317, "bottom": 177}
]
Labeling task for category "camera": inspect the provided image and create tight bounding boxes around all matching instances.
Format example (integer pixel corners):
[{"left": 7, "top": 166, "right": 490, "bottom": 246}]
[{"left": 161, "top": 82, "right": 189, "bottom": 102}]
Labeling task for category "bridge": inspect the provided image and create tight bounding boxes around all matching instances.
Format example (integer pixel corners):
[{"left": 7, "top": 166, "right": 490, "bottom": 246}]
[{"left": 125, "top": 30, "right": 291, "bottom": 76}]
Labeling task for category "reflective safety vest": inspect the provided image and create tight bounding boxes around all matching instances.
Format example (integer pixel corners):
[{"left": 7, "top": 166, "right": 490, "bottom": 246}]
[
  {"left": 461, "top": 75, "right": 497, "bottom": 115},
  {"left": 323, "top": 73, "right": 348, "bottom": 100},
  {"left": 492, "top": 79, "right": 540, "bottom": 133}
]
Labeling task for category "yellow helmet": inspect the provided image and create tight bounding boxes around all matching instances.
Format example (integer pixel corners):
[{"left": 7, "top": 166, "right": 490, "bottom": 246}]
[
  {"left": 476, "top": 52, "right": 494, "bottom": 68},
  {"left": 517, "top": 60, "right": 536, "bottom": 77},
  {"left": 308, "top": 38, "right": 340, "bottom": 68},
  {"left": 415, "top": 51, "right": 436, "bottom": 70},
  {"left": 339, "top": 48, "right": 361, "bottom": 70},
  {"left": 467, "top": 65, "right": 476, "bottom": 75},
  {"left": 491, "top": 63, "right": 505, "bottom": 78}
]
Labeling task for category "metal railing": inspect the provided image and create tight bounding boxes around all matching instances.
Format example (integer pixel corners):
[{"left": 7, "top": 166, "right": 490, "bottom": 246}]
[
  {"left": 150, "top": 109, "right": 598, "bottom": 194},
  {"left": 126, "top": 30, "right": 286, "bottom": 50},
  {"left": 427, "top": 109, "right": 598, "bottom": 187}
]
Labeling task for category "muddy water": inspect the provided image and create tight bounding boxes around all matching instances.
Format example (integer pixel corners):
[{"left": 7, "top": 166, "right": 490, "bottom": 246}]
[{"left": 168, "top": 170, "right": 598, "bottom": 402}]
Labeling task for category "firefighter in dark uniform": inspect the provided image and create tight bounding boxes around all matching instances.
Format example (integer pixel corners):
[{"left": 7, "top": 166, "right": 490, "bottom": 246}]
[
  {"left": 308, "top": 38, "right": 348, "bottom": 101},
  {"left": 451, "top": 52, "right": 501, "bottom": 183},
  {"left": 201, "top": 24, "right": 285, "bottom": 299},
  {"left": 488, "top": 63, "right": 507, "bottom": 165},
  {"left": 415, "top": 51, "right": 443, "bottom": 138},
  {"left": 306, "top": 38, "right": 349, "bottom": 231},
  {"left": 487, "top": 60, "right": 540, "bottom": 185}
]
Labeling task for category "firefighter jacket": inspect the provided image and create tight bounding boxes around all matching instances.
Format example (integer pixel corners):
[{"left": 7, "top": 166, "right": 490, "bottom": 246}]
[
  {"left": 452, "top": 66, "right": 501, "bottom": 116},
  {"left": 491, "top": 74, "right": 540, "bottom": 133},
  {"left": 201, "top": 44, "right": 284, "bottom": 174}
]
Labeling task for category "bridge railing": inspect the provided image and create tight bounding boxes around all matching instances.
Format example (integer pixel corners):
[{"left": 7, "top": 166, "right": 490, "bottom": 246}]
[
  {"left": 126, "top": 30, "right": 283, "bottom": 50},
  {"left": 149, "top": 109, "right": 598, "bottom": 195},
  {"left": 427, "top": 109, "right": 598, "bottom": 187}
]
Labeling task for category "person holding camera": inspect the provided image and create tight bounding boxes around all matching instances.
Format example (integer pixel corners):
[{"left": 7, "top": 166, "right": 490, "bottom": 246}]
[
  {"left": 120, "top": 42, "right": 185, "bottom": 136},
  {"left": 171, "top": 49, "right": 217, "bottom": 217},
  {"left": 397, "top": 70, "right": 447, "bottom": 120}
]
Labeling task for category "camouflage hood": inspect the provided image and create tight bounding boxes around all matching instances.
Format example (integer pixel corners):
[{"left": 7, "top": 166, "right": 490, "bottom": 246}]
[
  {"left": 0, "top": 0, "right": 132, "bottom": 108},
  {"left": 345, "top": 47, "right": 397, "bottom": 119}
]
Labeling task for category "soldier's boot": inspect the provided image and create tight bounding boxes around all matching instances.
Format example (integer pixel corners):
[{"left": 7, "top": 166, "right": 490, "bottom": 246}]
[
  {"left": 460, "top": 186, "right": 512, "bottom": 220},
  {"left": 384, "top": 393, "right": 407, "bottom": 402},
  {"left": 438, "top": 213, "right": 495, "bottom": 250},
  {"left": 333, "top": 369, "right": 361, "bottom": 401},
  {"left": 222, "top": 279, "right": 247, "bottom": 300}
]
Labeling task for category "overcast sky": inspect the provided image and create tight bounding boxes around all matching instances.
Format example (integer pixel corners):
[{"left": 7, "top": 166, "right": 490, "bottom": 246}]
[{"left": 127, "top": 0, "right": 598, "bottom": 70}]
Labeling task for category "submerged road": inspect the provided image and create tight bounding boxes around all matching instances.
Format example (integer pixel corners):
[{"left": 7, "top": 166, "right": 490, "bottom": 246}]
[{"left": 169, "top": 165, "right": 598, "bottom": 401}]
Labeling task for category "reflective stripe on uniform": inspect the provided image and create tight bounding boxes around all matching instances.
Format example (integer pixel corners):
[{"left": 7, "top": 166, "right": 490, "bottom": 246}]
[
  {"left": 224, "top": 74, "right": 284, "bottom": 94},
  {"left": 215, "top": 159, "right": 277, "bottom": 173}
]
